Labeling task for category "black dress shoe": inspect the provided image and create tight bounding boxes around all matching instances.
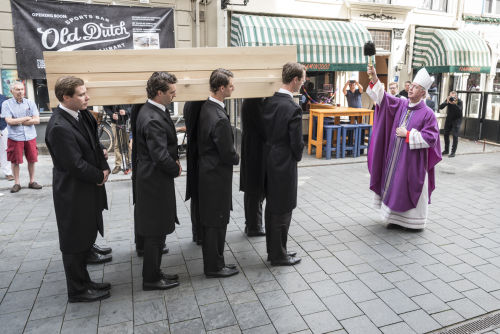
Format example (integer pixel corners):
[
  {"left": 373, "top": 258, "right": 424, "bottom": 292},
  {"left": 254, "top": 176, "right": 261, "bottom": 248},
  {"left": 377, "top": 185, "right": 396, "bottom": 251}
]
[
  {"left": 205, "top": 267, "right": 239, "bottom": 278},
  {"left": 143, "top": 278, "right": 179, "bottom": 291},
  {"left": 68, "top": 288, "right": 110, "bottom": 303},
  {"left": 160, "top": 271, "right": 179, "bottom": 281},
  {"left": 225, "top": 263, "right": 237, "bottom": 269},
  {"left": 88, "top": 281, "right": 111, "bottom": 291},
  {"left": 271, "top": 255, "right": 301, "bottom": 266},
  {"left": 136, "top": 245, "right": 169, "bottom": 257},
  {"left": 92, "top": 244, "right": 112, "bottom": 255},
  {"left": 442, "top": 150, "right": 449, "bottom": 155},
  {"left": 246, "top": 227, "right": 266, "bottom": 237},
  {"left": 267, "top": 251, "right": 297, "bottom": 261},
  {"left": 86, "top": 250, "right": 112, "bottom": 264},
  {"left": 449, "top": 152, "right": 456, "bottom": 158}
]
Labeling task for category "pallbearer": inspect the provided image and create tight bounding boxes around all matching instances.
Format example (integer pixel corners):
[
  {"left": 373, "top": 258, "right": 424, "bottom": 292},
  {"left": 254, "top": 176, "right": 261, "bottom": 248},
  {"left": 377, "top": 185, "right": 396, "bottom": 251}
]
[
  {"left": 197, "top": 69, "right": 240, "bottom": 278},
  {"left": 261, "top": 62, "right": 305, "bottom": 266},
  {"left": 240, "top": 98, "right": 266, "bottom": 237}
]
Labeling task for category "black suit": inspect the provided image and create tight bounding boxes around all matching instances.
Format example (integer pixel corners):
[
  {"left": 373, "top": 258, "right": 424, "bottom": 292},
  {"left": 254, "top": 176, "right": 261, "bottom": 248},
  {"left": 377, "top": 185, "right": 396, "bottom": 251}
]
[
  {"left": 240, "top": 98, "right": 265, "bottom": 232},
  {"left": 184, "top": 101, "right": 205, "bottom": 244},
  {"left": 261, "top": 92, "right": 304, "bottom": 261},
  {"left": 134, "top": 101, "right": 180, "bottom": 282},
  {"left": 439, "top": 99, "right": 463, "bottom": 154},
  {"left": 197, "top": 99, "right": 239, "bottom": 273},
  {"left": 45, "top": 107, "right": 109, "bottom": 297}
]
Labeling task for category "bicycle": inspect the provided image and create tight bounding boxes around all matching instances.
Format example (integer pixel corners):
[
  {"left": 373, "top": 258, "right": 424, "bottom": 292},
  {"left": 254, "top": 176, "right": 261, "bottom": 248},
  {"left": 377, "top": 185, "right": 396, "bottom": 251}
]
[{"left": 96, "top": 111, "right": 113, "bottom": 152}]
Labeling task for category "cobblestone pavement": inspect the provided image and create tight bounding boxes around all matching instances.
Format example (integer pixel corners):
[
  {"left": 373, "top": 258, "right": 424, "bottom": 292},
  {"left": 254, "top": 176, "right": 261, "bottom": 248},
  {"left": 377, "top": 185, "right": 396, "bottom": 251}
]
[{"left": 0, "top": 150, "right": 500, "bottom": 334}]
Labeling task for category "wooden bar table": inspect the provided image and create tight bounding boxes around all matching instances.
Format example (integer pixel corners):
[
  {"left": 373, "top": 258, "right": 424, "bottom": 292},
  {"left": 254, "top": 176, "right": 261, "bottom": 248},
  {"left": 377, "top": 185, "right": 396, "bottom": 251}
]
[{"left": 308, "top": 105, "right": 374, "bottom": 158}]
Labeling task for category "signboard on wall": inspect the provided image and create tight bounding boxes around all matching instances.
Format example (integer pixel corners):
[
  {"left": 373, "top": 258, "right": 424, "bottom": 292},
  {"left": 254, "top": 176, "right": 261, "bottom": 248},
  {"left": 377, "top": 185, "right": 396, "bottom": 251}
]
[
  {"left": 1, "top": 69, "right": 19, "bottom": 97},
  {"left": 10, "top": 0, "right": 175, "bottom": 79}
]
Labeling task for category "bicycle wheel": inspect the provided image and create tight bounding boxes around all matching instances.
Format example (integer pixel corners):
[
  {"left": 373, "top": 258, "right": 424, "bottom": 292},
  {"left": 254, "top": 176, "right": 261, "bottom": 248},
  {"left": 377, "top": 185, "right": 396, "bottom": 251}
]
[{"left": 98, "top": 124, "right": 113, "bottom": 152}]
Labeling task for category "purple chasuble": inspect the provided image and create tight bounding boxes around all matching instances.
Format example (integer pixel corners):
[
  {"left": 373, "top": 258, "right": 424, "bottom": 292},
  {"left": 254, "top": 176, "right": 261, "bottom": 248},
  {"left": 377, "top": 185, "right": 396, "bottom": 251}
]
[{"left": 367, "top": 92, "right": 442, "bottom": 212}]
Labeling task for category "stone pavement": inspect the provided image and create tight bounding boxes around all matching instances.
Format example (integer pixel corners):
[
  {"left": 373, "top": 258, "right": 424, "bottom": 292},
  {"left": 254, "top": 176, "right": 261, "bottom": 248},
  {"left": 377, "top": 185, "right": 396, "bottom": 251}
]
[{"left": 0, "top": 145, "right": 500, "bottom": 333}]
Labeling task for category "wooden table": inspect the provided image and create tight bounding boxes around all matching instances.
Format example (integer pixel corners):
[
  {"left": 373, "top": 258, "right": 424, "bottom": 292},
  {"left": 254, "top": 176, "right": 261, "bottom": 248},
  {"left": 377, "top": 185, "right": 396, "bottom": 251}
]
[{"left": 308, "top": 106, "right": 374, "bottom": 158}]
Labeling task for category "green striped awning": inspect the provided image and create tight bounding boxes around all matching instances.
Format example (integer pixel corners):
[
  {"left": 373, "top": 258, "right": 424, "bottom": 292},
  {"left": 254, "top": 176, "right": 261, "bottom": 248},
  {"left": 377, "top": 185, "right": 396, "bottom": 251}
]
[
  {"left": 413, "top": 27, "right": 491, "bottom": 73},
  {"left": 230, "top": 14, "right": 372, "bottom": 71}
]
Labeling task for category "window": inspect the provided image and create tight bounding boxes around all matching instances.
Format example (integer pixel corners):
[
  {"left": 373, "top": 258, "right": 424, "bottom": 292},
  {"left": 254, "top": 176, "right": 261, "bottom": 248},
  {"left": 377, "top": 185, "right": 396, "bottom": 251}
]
[
  {"left": 368, "top": 30, "right": 391, "bottom": 53},
  {"left": 419, "top": 0, "right": 447, "bottom": 11},
  {"left": 485, "top": 0, "right": 500, "bottom": 15}
]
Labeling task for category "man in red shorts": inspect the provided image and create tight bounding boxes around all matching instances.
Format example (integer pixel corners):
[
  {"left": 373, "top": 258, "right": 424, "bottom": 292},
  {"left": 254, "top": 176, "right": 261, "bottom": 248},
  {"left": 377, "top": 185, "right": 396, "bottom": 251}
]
[{"left": 1, "top": 81, "right": 42, "bottom": 193}]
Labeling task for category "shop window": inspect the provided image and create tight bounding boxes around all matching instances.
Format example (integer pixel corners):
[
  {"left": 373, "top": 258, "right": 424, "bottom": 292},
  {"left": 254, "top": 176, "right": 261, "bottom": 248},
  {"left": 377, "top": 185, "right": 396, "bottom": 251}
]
[
  {"left": 485, "top": 0, "right": 500, "bottom": 15},
  {"left": 419, "top": 0, "right": 447, "bottom": 11},
  {"left": 368, "top": 30, "right": 391, "bottom": 53},
  {"left": 33, "top": 79, "right": 50, "bottom": 113},
  {"left": 494, "top": 62, "right": 500, "bottom": 92}
]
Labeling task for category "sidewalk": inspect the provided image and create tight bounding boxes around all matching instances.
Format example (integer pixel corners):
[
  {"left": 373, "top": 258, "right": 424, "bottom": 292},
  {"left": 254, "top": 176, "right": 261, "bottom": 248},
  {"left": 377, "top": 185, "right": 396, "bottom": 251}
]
[
  {"left": 0, "top": 141, "right": 499, "bottom": 333},
  {"left": 1, "top": 135, "right": 499, "bottom": 191}
]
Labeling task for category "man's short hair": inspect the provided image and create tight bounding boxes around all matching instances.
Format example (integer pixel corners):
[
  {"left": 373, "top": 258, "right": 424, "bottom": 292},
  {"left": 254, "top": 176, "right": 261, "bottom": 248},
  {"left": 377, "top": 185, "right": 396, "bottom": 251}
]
[
  {"left": 55, "top": 76, "right": 85, "bottom": 102},
  {"left": 209, "top": 68, "right": 233, "bottom": 93},
  {"left": 10, "top": 80, "right": 24, "bottom": 91},
  {"left": 450, "top": 91, "right": 457, "bottom": 95},
  {"left": 405, "top": 81, "right": 411, "bottom": 85},
  {"left": 389, "top": 82, "right": 398, "bottom": 88},
  {"left": 146, "top": 71, "right": 178, "bottom": 99},
  {"left": 282, "top": 62, "right": 305, "bottom": 84}
]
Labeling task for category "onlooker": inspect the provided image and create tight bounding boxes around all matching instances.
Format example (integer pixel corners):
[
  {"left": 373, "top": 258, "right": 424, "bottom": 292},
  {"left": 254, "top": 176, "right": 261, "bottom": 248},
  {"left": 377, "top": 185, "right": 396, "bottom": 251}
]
[
  {"left": 1, "top": 81, "right": 42, "bottom": 193},
  {"left": 425, "top": 94, "right": 436, "bottom": 111},
  {"left": 439, "top": 91, "right": 463, "bottom": 158},
  {"left": 103, "top": 104, "right": 131, "bottom": 174},
  {"left": 399, "top": 81, "right": 411, "bottom": 98},
  {"left": 0, "top": 94, "right": 13, "bottom": 180},
  {"left": 388, "top": 82, "right": 406, "bottom": 99},
  {"left": 343, "top": 79, "right": 364, "bottom": 108}
]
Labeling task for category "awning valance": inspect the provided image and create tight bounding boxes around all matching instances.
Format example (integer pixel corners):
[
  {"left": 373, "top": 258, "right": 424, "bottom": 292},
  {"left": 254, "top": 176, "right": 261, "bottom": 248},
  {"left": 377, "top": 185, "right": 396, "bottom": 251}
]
[
  {"left": 413, "top": 27, "right": 491, "bottom": 74},
  {"left": 230, "top": 14, "right": 372, "bottom": 71}
]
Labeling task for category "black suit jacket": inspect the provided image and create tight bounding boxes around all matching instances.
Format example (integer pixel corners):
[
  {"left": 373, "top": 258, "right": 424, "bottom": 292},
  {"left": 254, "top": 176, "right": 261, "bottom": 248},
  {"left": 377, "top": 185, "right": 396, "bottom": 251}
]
[
  {"left": 261, "top": 92, "right": 304, "bottom": 214},
  {"left": 197, "top": 99, "right": 239, "bottom": 227},
  {"left": 240, "top": 98, "right": 265, "bottom": 194},
  {"left": 45, "top": 107, "right": 109, "bottom": 253},
  {"left": 134, "top": 101, "right": 180, "bottom": 237},
  {"left": 183, "top": 100, "right": 204, "bottom": 202}
]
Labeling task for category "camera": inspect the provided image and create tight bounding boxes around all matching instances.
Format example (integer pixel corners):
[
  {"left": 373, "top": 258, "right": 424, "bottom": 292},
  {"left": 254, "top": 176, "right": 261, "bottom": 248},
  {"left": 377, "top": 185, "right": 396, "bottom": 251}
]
[{"left": 449, "top": 97, "right": 456, "bottom": 102}]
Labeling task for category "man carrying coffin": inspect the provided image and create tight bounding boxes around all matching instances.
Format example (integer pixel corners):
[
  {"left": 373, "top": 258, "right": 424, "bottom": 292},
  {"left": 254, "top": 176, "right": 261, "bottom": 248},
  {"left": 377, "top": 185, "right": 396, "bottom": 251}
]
[
  {"left": 261, "top": 62, "right": 305, "bottom": 266},
  {"left": 197, "top": 68, "right": 240, "bottom": 278},
  {"left": 45, "top": 76, "right": 111, "bottom": 302},
  {"left": 366, "top": 66, "right": 442, "bottom": 230}
]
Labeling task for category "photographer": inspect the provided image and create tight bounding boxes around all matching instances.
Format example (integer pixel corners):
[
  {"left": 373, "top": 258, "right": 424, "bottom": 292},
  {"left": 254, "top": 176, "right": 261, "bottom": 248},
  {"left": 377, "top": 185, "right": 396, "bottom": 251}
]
[
  {"left": 103, "top": 104, "right": 132, "bottom": 173},
  {"left": 343, "top": 79, "right": 363, "bottom": 108},
  {"left": 439, "top": 91, "right": 462, "bottom": 158}
]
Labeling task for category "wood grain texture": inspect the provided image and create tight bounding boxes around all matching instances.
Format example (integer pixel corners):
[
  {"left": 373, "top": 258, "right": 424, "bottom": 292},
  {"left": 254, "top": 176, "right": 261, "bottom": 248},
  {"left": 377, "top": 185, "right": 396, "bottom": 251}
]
[{"left": 44, "top": 46, "right": 295, "bottom": 107}]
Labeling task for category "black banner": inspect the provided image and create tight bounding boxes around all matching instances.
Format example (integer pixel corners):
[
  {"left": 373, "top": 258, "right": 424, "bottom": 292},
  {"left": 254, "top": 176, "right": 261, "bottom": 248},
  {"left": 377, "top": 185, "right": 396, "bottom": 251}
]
[{"left": 11, "top": 0, "right": 175, "bottom": 79}]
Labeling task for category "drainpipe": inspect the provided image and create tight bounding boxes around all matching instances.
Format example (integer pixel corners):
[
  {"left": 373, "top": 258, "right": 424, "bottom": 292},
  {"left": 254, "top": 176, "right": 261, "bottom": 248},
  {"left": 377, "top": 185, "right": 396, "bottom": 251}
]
[{"left": 195, "top": 0, "right": 202, "bottom": 47}]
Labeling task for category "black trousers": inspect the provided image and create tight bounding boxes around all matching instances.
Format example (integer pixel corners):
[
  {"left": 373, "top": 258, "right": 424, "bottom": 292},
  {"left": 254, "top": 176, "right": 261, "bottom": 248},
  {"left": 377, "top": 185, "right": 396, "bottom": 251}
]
[
  {"left": 265, "top": 206, "right": 292, "bottom": 261},
  {"left": 191, "top": 197, "right": 203, "bottom": 244},
  {"left": 244, "top": 192, "right": 264, "bottom": 231},
  {"left": 135, "top": 234, "right": 166, "bottom": 252},
  {"left": 444, "top": 118, "right": 462, "bottom": 153},
  {"left": 142, "top": 234, "right": 167, "bottom": 283},
  {"left": 62, "top": 250, "right": 91, "bottom": 297},
  {"left": 202, "top": 226, "right": 227, "bottom": 273}
]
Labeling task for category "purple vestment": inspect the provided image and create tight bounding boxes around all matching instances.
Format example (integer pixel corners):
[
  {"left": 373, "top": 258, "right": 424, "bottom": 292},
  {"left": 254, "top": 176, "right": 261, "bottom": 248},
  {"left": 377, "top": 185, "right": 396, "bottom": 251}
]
[{"left": 367, "top": 92, "right": 442, "bottom": 212}]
